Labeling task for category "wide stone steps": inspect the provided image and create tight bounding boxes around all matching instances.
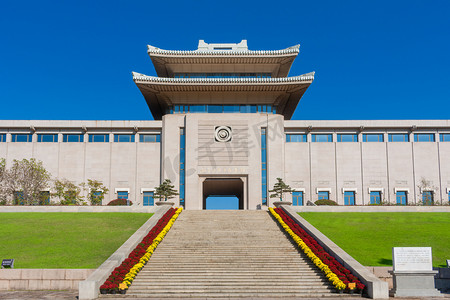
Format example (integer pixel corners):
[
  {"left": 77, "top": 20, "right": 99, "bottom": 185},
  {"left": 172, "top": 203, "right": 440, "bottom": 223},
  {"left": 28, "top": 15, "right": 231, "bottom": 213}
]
[
  {"left": 120, "top": 210, "right": 339, "bottom": 298},
  {"left": 137, "top": 270, "right": 324, "bottom": 275},
  {"left": 132, "top": 276, "right": 329, "bottom": 281},
  {"left": 112, "top": 292, "right": 340, "bottom": 299}
]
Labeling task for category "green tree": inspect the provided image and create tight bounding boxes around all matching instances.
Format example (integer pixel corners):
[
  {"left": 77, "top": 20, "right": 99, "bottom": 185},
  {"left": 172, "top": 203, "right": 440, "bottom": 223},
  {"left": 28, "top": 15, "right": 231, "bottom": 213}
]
[
  {"left": 154, "top": 179, "right": 179, "bottom": 202},
  {"left": 81, "top": 179, "right": 109, "bottom": 205},
  {"left": 0, "top": 158, "right": 7, "bottom": 205},
  {"left": 4, "top": 158, "right": 51, "bottom": 205},
  {"left": 269, "top": 178, "right": 293, "bottom": 202},
  {"left": 53, "top": 179, "right": 85, "bottom": 205}
]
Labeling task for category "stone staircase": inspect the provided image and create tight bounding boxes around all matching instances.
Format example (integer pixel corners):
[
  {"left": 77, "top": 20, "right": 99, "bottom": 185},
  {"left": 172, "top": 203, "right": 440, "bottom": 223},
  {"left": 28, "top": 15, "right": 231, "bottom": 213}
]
[{"left": 120, "top": 210, "right": 340, "bottom": 298}]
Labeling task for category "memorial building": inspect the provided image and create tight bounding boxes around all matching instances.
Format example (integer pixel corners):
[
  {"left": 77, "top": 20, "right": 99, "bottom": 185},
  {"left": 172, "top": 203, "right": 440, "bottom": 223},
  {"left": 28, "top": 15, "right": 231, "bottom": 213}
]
[{"left": 1, "top": 40, "right": 450, "bottom": 209}]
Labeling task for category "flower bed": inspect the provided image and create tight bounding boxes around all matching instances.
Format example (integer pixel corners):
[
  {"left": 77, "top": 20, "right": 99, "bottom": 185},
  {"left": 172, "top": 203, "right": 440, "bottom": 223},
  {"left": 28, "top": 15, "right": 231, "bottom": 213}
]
[
  {"left": 100, "top": 207, "right": 182, "bottom": 294},
  {"left": 269, "top": 207, "right": 365, "bottom": 294}
]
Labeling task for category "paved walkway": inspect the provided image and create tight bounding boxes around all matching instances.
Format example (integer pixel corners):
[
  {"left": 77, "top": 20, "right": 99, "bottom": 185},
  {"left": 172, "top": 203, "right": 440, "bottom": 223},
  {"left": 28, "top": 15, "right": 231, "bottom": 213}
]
[{"left": 0, "top": 291, "right": 77, "bottom": 299}]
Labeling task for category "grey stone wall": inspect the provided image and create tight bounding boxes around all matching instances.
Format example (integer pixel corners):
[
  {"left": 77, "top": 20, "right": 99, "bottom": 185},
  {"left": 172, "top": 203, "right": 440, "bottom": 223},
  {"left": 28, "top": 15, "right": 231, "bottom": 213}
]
[{"left": 0, "top": 269, "right": 94, "bottom": 290}]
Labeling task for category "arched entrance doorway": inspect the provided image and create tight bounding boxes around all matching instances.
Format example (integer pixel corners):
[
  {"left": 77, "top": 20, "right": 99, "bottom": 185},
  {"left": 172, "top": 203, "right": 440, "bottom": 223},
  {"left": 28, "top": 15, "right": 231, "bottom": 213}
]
[{"left": 202, "top": 178, "right": 244, "bottom": 210}]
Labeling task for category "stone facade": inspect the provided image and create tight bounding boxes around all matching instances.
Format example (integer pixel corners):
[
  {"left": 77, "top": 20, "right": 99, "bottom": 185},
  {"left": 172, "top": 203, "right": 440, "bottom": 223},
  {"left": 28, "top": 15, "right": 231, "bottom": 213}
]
[{"left": 1, "top": 118, "right": 450, "bottom": 208}]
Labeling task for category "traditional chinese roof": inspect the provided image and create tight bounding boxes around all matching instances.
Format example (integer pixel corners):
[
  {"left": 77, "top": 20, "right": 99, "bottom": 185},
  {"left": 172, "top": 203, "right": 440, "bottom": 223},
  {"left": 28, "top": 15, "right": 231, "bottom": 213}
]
[
  {"left": 133, "top": 72, "right": 314, "bottom": 120},
  {"left": 147, "top": 42, "right": 300, "bottom": 78}
]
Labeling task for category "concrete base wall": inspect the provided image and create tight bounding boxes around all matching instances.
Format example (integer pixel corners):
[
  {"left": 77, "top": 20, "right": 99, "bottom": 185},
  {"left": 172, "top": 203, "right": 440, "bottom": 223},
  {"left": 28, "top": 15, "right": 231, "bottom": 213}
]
[
  {"left": 368, "top": 267, "right": 394, "bottom": 289},
  {"left": 0, "top": 206, "right": 158, "bottom": 213},
  {"left": 291, "top": 206, "right": 450, "bottom": 212},
  {"left": 0, "top": 269, "right": 94, "bottom": 290},
  {"left": 370, "top": 266, "right": 450, "bottom": 294}
]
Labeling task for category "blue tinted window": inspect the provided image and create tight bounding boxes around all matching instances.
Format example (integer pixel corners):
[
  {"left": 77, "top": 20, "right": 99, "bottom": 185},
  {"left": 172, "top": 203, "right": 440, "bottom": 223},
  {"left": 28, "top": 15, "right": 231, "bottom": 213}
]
[
  {"left": 240, "top": 105, "right": 257, "bottom": 113},
  {"left": 286, "top": 134, "right": 307, "bottom": 142},
  {"left": 114, "top": 134, "right": 135, "bottom": 143},
  {"left": 257, "top": 105, "right": 273, "bottom": 113},
  {"left": 0, "top": 134, "right": 6, "bottom": 142},
  {"left": 292, "top": 191, "right": 303, "bottom": 206},
  {"left": 14, "top": 191, "right": 24, "bottom": 205},
  {"left": 396, "top": 191, "right": 407, "bottom": 205},
  {"left": 440, "top": 134, "right": 450, "bottom": 142},
  {"left": 337, "top": 134, "right": 358, "bottom": 142},
  {"left": 208, "top": 105, "right": 223, "bottom": 113},
  {"left": 389, "top": 134, "right": 409, "bottom": 142},
  {"left": 370, "top": 191, "right": 381, "bottom": 204},
  {"left": 39, "top": 191, "right": 50, "bottom": 205},
  {"left": 312, "top": 134, "right": 332, "bottom": 142},
  {"left": 63, "top": 134, "right": 84, "bottom": 142},
  {"left": 189, "top": 105, "right": 206, "bottom": 113},
  {"left": 223, "top": 105, "right": 240, "bottom": 113},
  {"left": 89, "top": 134, "right": 109, "bottom": 143},
  {"left": 344, "top": 191, "right": 355, "bottom": 205},
  {"left": 414, "top": 133, "right": 435, "bottom": 142},
  {"left": 318, "top": 191, "right": 329, "bottom": 200},
  {"left": 117, "top": 191, "right": 128, "bottom": 200},
  {"left": 179, "top": 128, "right": 186, "bottom": 208},
  {"left": 170, "top": 104, "right": 274, "bottom": 114},
  {"left": 139, "top": 134, "right": 161, "bottom": 143},
  {"left": 261, "top": 128, "right": 267, "bottom": 205},
  {"left": 11, "top": 134, "right": 32, "bottom": 142},
  {"left": 422, "top": 191, "right": 433, "bottom": 205},
  {"left": 363, "top": 134, "right": 384, "bottom": 142},
  {"left": 37, "top": 134, "right": 58, "bottom": 143},
  {"left": 143, "top": 191, "right": 154, "bottom": 206}
]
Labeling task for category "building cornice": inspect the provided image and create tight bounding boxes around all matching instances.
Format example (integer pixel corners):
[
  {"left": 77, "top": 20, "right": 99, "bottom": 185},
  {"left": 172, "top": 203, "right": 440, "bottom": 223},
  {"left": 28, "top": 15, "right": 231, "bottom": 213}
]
[
  {"left": 284, "top": 120, "right": 450, "bottom": 130},
  {"left": 0, "top": 120, "right": 162, "bottom": 130}
]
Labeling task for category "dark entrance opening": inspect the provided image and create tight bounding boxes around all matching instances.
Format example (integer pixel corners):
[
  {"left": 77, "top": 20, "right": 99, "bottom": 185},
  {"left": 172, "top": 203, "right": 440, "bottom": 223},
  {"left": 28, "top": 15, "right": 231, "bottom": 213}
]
[{"left": 202, "top": 178, "right": 244, "bottom": 210}]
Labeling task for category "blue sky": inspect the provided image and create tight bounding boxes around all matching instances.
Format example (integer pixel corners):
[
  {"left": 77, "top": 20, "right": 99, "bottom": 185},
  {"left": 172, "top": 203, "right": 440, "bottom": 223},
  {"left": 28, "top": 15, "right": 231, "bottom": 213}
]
[{"left": 1, "top": 1, "right": 449, "bottom": 121}]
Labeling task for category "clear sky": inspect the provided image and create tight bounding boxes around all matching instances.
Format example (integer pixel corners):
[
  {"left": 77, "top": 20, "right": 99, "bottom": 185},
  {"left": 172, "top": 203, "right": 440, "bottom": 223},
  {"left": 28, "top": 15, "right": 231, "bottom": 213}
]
[{"left": 1, "top": 0, "right": 449, "bottom": 122}]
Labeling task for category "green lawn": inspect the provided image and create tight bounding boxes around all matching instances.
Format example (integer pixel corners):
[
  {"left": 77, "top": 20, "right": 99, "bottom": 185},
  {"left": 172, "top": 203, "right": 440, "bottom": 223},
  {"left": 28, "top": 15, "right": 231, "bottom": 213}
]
[
  {"left": 299, "top": 212, "right": 450, "bottom": 268},
  {"left": 0, "top": 213, "right": 153, "bottom": 268}
]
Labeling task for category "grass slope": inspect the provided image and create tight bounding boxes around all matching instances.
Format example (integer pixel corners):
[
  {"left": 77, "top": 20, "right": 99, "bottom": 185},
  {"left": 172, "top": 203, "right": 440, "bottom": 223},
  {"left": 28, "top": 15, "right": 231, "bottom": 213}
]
[
  {"left": 299, "top": 212, "right": 450, "bottom": 268},
  {"left": 0, "top": 213, "right": 153, "bottom": 268}
]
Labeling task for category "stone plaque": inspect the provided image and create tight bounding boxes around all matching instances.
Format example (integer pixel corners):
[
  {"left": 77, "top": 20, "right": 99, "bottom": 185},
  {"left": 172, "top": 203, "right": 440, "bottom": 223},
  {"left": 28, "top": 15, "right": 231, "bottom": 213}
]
[{"left": 393, "top": 247, "right": 433, "bottom": 272}]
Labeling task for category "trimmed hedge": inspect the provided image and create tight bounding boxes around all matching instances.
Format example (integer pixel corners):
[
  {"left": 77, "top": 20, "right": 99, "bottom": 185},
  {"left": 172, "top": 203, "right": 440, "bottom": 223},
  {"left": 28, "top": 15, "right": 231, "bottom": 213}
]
[
  {"left": 315, "top": 199, "right": 338, "bottom": 206},
  {"left": 107, "top": 199, "right": 133, "bottom": 206}
]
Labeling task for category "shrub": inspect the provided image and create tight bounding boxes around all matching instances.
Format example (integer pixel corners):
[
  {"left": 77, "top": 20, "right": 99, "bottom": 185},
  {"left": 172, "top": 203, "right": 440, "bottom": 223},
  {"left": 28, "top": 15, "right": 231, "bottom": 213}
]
[
  {"left": 315, "top": 199, "right": 338, "bottom": 206},
  {"left": 107, "top": 199, "right": 133, "bottom": 206}
]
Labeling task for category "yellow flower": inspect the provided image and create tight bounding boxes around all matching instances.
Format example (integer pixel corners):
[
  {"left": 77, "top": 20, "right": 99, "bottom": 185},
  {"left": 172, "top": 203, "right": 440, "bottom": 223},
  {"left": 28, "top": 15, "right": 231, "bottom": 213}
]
[
  {"left": 119, "top": 283, "right": 128, "bottom": 290},
  {"left": 270, "top": 208, "right": 346, "bottom": 290}
]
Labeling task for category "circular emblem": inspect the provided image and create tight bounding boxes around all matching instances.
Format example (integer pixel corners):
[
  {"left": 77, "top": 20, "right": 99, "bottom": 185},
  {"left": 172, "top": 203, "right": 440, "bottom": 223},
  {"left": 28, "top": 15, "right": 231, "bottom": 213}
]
[{"left": 214, "top": 126, "right": 232, "bottom": 142}]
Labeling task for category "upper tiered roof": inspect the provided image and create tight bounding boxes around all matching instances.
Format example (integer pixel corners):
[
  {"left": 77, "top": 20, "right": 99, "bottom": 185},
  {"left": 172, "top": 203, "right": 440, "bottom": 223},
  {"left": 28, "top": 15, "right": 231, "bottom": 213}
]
[
  {"left": 147, "top": 40, "right": 300, "bottom": 78},
  {"left": 133, "top": 40, "right": 314, "bottom": 120}
]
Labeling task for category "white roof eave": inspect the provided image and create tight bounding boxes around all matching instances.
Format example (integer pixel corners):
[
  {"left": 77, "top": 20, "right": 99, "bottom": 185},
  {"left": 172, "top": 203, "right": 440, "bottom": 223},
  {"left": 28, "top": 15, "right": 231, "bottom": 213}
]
[
  {"left": 132, "top": 72, "right": 315, "bottom": 84},
  {"left": 146, "top": 44, "right": 300, "bottom": 56}
]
